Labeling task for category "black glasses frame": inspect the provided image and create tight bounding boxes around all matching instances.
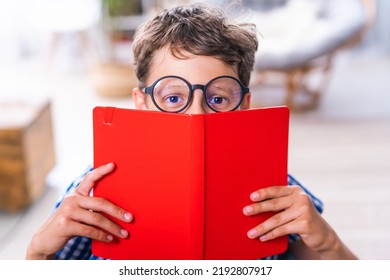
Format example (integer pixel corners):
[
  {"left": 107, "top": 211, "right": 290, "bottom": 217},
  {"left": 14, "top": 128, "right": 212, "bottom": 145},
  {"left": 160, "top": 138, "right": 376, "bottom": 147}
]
[{"left": 141, "top": 75, "right": 250, "bottom": 113}]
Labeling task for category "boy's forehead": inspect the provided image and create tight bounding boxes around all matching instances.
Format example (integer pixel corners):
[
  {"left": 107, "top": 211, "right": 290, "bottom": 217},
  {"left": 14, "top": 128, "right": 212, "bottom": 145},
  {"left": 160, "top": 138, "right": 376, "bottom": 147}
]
[{"left": 147, "top": 47, "right": 238, "bottom": 84}]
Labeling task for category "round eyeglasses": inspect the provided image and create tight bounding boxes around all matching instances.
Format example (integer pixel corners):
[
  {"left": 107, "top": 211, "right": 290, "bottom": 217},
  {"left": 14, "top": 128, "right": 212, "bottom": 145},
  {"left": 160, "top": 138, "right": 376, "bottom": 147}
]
[{"left": 141, "top": 75, "right": 250, "bottom": 113}]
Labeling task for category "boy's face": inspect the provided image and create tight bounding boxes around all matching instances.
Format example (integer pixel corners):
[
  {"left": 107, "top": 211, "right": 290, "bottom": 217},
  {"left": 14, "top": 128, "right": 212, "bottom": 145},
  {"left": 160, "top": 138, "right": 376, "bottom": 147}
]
[{"left": 133, "top": 47, "right": 251, "bottom": 114}]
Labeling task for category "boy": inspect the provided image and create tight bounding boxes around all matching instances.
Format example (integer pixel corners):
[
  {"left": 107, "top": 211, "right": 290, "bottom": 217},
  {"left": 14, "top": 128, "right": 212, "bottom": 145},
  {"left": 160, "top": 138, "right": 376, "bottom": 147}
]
[{"left": 26, "top": 4, "right": 357, "bottom": 260}]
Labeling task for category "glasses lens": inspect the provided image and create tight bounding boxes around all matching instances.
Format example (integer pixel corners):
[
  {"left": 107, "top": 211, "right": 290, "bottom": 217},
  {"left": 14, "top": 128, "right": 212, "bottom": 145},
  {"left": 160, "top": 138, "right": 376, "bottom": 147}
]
[
  {"left": 205, "top": 77, "right": 243, "bottom": 112},
  {"left": 152, "top": 77, "right": 190, "bottom": 112}
]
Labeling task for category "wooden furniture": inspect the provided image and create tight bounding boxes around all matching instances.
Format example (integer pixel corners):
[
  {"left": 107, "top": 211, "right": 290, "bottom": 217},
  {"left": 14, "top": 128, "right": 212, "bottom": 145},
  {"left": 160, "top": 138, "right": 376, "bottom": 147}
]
[
  {"left": 89, "top": 61, "right": 137, "bottom": 97},
  {"left": 0, "top": 101, "right": 55, "bottom": 212}
]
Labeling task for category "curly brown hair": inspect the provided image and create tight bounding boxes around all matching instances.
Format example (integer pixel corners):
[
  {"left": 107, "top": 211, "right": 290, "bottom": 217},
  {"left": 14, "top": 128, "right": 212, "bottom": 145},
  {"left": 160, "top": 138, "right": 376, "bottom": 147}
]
[{"left": 132, "top": 4, "right": 258, "bottom": 87}]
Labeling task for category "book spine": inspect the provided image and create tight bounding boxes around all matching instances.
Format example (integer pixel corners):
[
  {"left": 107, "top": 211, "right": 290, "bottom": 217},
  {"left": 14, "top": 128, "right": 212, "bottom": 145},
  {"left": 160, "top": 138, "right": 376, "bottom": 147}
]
[
  {"left": 91, "top": 106, "right": 114, "bottom": 258},
  {"left": 188, "top": 114, "right": 205, "bottom": 259}
]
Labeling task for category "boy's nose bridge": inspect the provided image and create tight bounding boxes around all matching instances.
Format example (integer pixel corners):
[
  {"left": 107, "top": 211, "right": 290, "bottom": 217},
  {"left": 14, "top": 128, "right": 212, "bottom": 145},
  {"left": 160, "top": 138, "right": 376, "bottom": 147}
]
[
  {"left": 186, "top": 89, "right": 208, "bottom": 114},
  {"left": 191, "top": 84, "right": 206, "bottom": 92}
]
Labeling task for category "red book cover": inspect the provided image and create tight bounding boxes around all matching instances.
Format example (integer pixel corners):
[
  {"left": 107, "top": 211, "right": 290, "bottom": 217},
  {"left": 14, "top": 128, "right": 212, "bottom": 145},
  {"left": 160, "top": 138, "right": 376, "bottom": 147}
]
[{"left": 92, "top": 106, "right": 289, "bottom": 259}]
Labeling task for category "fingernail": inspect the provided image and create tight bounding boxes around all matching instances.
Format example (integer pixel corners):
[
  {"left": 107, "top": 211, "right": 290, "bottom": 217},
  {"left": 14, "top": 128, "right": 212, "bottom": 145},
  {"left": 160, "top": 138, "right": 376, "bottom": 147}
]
[
  {"left": 260, "top": 235, "right": 267, "bottom": 242},
  {"left": 251, "top": 192, "right": 259, "bottom": 200},
  {"left": 107, "top": 234, "right": 113, "bottom": 241},
  {"left": 106, "top": 162, "right": 114, "bottom": 168},
  {"left": 243, "top": 206, "right": 253, "bottom": 215},
  {"left": 121, "top": 229, "right": 128, "bottom": 237},
  {"left": 248, "top": 229, "right": 258, "bottom": 238},
  {"left": 124, "top": 212, "right": 132, "bottom": 221}
]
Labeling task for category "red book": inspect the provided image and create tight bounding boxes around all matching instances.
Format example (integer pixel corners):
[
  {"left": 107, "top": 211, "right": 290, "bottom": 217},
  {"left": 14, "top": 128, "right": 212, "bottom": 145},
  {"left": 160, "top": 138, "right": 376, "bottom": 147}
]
[{"left": 92, "top": 106, "right": 289, "bottom": 259}]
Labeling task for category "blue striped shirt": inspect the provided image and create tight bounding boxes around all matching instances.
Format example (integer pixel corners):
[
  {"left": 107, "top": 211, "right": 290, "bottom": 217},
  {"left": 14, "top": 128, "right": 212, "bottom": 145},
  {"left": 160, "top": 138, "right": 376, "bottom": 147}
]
[{"left": 54, "top": 166, "right": 323, "bottom": 260}]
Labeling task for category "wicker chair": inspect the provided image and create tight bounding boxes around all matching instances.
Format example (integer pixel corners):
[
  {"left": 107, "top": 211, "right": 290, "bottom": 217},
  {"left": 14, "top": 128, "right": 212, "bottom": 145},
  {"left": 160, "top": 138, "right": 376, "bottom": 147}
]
[{"left": 252, "top": 0, "right": 376, "bottom": 111}]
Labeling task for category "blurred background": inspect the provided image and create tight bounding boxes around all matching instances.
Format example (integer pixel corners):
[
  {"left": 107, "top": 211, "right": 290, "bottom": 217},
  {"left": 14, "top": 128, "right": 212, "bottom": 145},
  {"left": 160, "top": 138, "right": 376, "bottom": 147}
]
[{"left": 0, "top": 0, "right": 389, "bottom": 259}]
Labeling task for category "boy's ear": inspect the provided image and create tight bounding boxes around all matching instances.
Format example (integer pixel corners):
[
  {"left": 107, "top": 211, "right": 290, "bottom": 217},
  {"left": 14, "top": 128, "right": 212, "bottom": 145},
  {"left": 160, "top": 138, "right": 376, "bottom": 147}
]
[
  {"left": 132, "top": 88, "right": 148, "bottom": 110},
  {"left": 241, "top": 92, "right": 251, "bottom": 110}
]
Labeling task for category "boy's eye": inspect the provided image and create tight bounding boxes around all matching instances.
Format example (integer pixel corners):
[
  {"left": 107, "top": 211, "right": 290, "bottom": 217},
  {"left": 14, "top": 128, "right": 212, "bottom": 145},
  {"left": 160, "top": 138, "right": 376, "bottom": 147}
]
[
  {"left": 209, "top": 96, "right": 227, "bottom": 104},
  {"left": 158, "top": 94, "right": 187, "bottom": 110},
  {"left": 168, "top": 96, "right": 179, "bottom": 103}
]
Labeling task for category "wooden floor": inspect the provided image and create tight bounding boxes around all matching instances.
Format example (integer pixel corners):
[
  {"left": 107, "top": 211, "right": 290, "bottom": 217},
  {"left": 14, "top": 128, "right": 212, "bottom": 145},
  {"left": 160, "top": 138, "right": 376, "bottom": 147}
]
[
  {"left": 289, "top": 118, "right": 390, "bottom": 259},
  {"left": 0, "top": 48, "right": 389, "bottom": 259}
]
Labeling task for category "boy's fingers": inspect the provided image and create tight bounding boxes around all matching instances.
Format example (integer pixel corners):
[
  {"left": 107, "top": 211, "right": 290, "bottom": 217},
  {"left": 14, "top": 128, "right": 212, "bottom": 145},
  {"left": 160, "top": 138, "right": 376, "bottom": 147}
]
[
  {"left": 257, "top": 220, "right": 305, "bottom": 242},
  {"left": 246, "top": 210, "right": 297, "bottom": 239},
  {"left": 70, "top": 222, "right": 117, "bottom": 243},
  {"left": 71, "top": 208, "right": 129, "bottom": 239},
  {"left": 76, "top": 163, "right": 115, "bottom": 196},
  {"left": 243, "top": 196, "right": 293, "bottom": 216},
  {"left": 250, "top": 185, "right": 294, "bottom": 202},
  {"left": 78, "top": 196, "right": 133, "bottom": 223}
]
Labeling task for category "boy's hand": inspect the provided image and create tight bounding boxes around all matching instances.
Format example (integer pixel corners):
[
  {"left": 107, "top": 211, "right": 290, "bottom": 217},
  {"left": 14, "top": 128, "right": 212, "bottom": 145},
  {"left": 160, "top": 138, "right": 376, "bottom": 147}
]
[
  {"left": 26, "top": 163, "right": 133, "bottom": 260},
  {"left": 242, "top": 185, "right": 341, "bottom": 257}
]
